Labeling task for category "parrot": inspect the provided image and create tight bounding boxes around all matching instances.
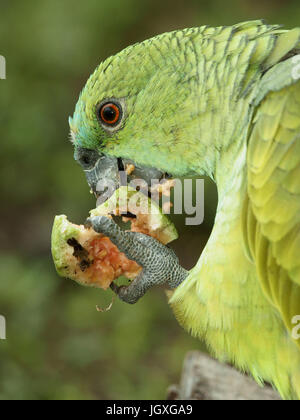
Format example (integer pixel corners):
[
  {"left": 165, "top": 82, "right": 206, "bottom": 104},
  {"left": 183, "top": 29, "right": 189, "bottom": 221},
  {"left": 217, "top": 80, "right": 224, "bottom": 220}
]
[{"left": 68, "top": 20, "right": 300, "bottom": 400}]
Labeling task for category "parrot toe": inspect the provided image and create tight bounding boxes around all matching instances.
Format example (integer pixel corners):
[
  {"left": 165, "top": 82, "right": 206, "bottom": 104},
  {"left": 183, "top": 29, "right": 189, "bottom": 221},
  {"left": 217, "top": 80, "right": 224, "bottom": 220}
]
[{"left": 86, "top": 215, "right": 189, "bottom": 303}]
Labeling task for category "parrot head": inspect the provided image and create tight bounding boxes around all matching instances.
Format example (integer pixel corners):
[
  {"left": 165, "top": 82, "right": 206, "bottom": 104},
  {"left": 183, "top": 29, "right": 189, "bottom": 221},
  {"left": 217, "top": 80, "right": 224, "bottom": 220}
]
[
  {"left": 69, "top": 23, "right": 282, "bottom": 203},
  {"left": 69, "top": 30, "right": 206, "bottom": 202}
]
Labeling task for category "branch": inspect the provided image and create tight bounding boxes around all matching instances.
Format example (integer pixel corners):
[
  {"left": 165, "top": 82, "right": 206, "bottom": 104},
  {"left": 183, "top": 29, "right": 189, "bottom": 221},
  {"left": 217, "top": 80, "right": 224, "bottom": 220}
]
[{"left": 167, "top": 351, "right": 281, "bottom": 400}]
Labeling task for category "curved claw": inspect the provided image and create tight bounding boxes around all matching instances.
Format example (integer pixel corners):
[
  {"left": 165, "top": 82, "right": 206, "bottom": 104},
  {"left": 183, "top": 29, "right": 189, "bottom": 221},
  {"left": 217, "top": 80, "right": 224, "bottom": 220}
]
[{"left": 110, "top": 271, "right": 150, "bottom": 304}]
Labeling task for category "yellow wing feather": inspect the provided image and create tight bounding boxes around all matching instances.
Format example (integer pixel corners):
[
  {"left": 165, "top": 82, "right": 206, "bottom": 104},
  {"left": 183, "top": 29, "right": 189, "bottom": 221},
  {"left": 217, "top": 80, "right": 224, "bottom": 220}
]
[{"left": 245, "top": 77, "right": 300, "bottom": 346}]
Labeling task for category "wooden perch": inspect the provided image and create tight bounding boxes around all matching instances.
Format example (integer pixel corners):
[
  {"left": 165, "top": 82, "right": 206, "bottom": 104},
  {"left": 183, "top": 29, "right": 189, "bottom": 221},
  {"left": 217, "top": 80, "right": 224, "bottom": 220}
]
[{"left": 167, "top": 351, "right": 281, "bottom": 400}]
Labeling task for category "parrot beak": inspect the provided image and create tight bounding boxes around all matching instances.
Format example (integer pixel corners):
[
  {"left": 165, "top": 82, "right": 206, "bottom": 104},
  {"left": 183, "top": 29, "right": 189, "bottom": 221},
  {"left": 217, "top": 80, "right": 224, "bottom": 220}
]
[
  {"left": 84, "top": 154, "right": 122, "bottom": 204},
  {"left": 83, "top": 153, "right": 168, "bottom": 204}
]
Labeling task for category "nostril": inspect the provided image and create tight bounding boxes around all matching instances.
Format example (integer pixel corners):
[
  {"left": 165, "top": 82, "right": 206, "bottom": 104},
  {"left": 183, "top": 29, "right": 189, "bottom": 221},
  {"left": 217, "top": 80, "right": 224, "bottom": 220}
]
[
  {"left": 75, "top": 147, "right": 100, "bottom": 169},
  {"left": 81, "top": 155, "right": 90, "bottom": 165}
]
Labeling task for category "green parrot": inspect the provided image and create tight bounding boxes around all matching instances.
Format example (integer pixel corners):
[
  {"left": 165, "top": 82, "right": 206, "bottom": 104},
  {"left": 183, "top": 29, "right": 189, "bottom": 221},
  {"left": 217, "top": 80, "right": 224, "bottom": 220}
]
[{"left": 69, "top": 20, "right": 300, "bottom": 400}]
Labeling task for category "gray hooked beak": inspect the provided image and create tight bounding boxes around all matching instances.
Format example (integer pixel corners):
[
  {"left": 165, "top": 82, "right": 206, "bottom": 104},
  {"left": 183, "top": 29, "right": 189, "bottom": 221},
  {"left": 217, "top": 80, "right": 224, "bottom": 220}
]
[
  {"left": 84, "top": 154, "right": 121, "bottom": 204},
  {"left": 75, "top": 147, "right": 166, "bottom": 205}
]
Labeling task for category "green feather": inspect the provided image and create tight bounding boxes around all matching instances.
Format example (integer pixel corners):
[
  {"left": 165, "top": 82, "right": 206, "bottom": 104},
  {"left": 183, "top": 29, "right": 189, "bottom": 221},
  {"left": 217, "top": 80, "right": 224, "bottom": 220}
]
[{"left": 71, "top": 21, "right": 300, "bottom": 399}]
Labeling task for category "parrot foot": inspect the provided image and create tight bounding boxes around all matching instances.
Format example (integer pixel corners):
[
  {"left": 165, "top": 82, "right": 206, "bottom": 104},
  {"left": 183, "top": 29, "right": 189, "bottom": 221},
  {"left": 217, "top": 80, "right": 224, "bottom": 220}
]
[{"left": 85, "top": 216, "right": 188, "bottom": 304}]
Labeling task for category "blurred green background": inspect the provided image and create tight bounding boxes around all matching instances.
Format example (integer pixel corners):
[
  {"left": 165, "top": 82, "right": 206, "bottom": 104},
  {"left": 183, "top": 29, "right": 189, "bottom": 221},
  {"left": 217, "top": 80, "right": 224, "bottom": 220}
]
[{"left": 0, "top": 0, "right": 299, "bottom": 400}]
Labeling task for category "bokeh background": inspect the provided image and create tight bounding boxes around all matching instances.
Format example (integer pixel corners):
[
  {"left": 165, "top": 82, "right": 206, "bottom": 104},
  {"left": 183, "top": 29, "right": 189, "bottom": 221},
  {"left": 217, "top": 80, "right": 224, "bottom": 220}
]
[{"left": 0, "top": 0, "right": 299, "bottom": 400}]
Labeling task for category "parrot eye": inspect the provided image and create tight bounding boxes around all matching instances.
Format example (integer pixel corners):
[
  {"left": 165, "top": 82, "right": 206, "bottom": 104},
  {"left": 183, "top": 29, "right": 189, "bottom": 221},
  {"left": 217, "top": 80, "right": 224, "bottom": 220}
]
[{"left": 97, "top": 101, "right": 122, "bottom": 127}]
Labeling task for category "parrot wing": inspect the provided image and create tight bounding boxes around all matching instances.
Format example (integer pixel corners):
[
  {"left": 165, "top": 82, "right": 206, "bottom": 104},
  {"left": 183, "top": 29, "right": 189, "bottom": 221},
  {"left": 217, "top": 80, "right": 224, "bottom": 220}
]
[{"left": 242, "top": 56, "right": 300, "bottom": 346}]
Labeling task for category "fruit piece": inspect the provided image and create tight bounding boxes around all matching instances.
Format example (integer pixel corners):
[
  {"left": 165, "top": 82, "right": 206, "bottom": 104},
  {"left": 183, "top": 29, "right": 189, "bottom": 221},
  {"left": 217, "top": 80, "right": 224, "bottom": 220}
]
[
  {"left": 125, "top": 163, "right": 135, "bottom": 175},
  {"left": 90, "top": 186, "right": 178, "bottom": 245},
  {"left": 51, "top": 186, "right": 178, "bottom": 290}
]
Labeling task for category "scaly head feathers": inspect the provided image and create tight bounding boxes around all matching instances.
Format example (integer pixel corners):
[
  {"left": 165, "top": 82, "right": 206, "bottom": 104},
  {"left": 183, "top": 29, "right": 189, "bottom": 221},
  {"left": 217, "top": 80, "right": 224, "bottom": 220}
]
[{"left": 70, "top": 20, "right": 299, "bottom": 178}]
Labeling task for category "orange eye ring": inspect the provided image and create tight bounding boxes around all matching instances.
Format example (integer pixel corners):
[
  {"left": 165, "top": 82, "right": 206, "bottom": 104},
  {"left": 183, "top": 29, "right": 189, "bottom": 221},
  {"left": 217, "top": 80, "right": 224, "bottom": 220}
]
[{"left": 99, "top": 102, "right": 121, "bottom": 126}]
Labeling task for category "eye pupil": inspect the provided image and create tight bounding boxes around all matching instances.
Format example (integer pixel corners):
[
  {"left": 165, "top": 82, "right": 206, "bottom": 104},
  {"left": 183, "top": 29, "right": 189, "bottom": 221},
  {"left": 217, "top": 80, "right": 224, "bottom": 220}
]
[
  {"left": 99, "top": 102, "right": 121, "bottom": 126},
  {"left": 102, "top": 106, "right": 116, "bottom": 121}
]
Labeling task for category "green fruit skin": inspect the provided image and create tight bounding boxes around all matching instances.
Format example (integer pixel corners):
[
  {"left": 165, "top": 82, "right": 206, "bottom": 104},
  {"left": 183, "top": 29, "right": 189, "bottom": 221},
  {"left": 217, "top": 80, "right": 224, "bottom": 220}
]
[{"left": 52, "top": 187, "right": 178, "bottom": 283}]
